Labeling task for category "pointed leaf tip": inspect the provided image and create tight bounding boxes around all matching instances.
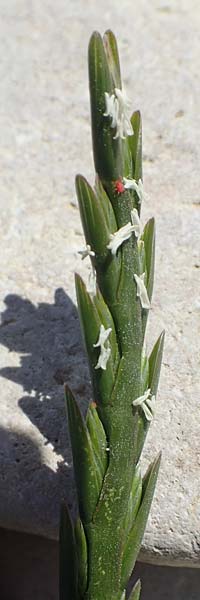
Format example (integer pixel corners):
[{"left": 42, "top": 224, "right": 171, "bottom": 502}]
[
  {"left": 74, "top": 518, "right": 88, "bottom": 597},
  {"left": 121, "top": 452, "right": 161, "bottom": 586},
  {"left": 149, "top": 330, "right": 165, "bottom": 396},
  {"left": 59, "top": 502, "right": 78, "bottom": 600},
  {"left": 103, "top": 29, "right": 122, "bottom": 89},
  {"left": 89, "top": 30, "right": 102, "bottom": 43},
  {"left": 65, "top": 385, "right": 103, "bottom": 523},
  {"left": 128, "top": 579, "right": 141, "bottom": 600},
  {"left": 142, "top": 216, "right": 156, "bottom": 303},
  {"left": 129, "top": 110, "right": 143, "bottom": 183}
]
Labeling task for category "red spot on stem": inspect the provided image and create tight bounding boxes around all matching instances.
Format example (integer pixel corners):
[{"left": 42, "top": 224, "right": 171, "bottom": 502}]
[{"left": 114, "top": 179, "right": 125, "bottom": 194}]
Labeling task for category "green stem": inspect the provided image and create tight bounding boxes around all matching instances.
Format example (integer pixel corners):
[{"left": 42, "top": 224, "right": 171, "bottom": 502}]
[{"left": 84, "top": 356, "right": 140, "bottom": 599}]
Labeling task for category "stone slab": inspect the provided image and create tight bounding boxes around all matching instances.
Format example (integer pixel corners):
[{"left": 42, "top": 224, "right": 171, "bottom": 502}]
[{"left": 0, "top": 0, "right": 200, "bottom": 566}]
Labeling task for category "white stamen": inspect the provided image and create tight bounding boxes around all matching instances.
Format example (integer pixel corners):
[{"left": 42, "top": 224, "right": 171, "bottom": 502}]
[
  {"left": 93, "top": 325, "right": 112, "bottom": 348},
  {"left": 134, "top": 273, "right": 150, "bottom": 309},
  {"left": 107, "top": 222, "right": 135, "bottom": 256},
  {"left": 78, "top": 244, "right": 95, "bottom": 260},
  {"left": 131, "top": 209, "right": 142, "bottom": 238},
  {"left": 132, "top": 389, "right": 156, "bottom": 421},
  {"left": 94, "top": 346, "right": 111, "bottom": 370},
  {"left": 104, "top": 88, "right": 133, "bottom": 140},
  {"left": 93, "top": 324, "right": 112, "bottom": 371},
  {"left": 124, "top": 177, "right": 145, "bottom": 203}
]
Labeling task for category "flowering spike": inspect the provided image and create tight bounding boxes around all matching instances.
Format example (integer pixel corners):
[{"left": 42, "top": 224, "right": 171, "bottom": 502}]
[{"left": 61, "top": 29, "right": 164, "bottom": 600}]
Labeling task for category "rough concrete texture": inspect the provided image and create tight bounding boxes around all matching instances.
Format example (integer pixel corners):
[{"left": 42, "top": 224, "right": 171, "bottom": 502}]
[{"left": 0, "top": 0, "right": 199, "bottom": 567}]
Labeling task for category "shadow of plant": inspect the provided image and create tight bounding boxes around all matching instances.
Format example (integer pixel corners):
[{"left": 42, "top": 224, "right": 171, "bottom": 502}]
[
  {"left": 0, "top": 425, "right": 73, "bottom": 537},
  {"left": 0, "top": 288, "right": 91, "bottom": 527}
]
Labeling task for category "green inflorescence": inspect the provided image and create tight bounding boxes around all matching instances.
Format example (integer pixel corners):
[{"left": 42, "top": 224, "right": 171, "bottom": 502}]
[{"left": 60, "top": 30, "right": 164, "bottom": 600}]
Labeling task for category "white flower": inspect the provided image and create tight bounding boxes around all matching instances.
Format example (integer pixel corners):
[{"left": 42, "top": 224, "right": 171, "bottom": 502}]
[
  {"left": 107, "top": 210, "right": 141, "bottom": 256},
  {"left": 134, "top": 273, "right": 150, "bottom": 309},
  {"left": 78, "top": 245, "right": 96, "bottom": 296},
  {"left": 93, "top": 324, "right": 112, "bottom": 348},
  {"left": 78, "top": 244, "right": 95, "bottom": 260},
  {"left": 94, "top": 346, "right": 111, "bottom": 370},
  {"left": 93, "top": 324, "right": 112, "bottom": 370},
  {"left": 107, "top": 222, "right": 134, "bottom": 256},
  {"left": 124, "top": 177, "right": 145, "bottom": 203},
  {"left": 132, "top": 389, "right": 156, "bottom": 421},
  {"left": 104, "top": 88, "right": 133, "bottom": 140},
  {"left": 130, "top": 209, "right": 142, "bottom": 238},
  {"left": 114, "top": 88, "right": 133, "bottom": 139}
]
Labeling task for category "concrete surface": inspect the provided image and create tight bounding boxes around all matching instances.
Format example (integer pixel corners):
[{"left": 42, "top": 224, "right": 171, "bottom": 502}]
[
  {"left": 0, "top": 529, "right": 200, "bottom": 600},
  {"left": 0, "top": 0, "right": 200, "bottom": 566}
]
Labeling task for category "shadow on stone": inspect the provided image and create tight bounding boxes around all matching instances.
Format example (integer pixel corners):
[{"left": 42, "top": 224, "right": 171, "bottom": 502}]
[
  {"left": 0, "top": 425, "right": 75, "bottom": 537},
  {"left": 0, "top": 288, "right": 92, "bottom": 535},
  {"left": 0, "top": 288, "right": 91, "bottom": 460}
]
